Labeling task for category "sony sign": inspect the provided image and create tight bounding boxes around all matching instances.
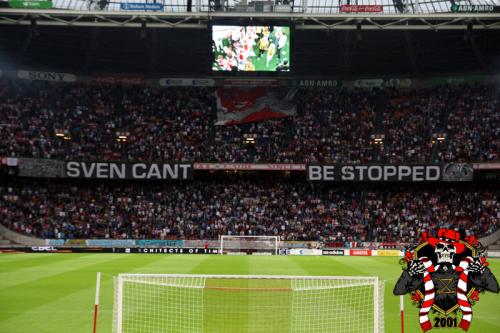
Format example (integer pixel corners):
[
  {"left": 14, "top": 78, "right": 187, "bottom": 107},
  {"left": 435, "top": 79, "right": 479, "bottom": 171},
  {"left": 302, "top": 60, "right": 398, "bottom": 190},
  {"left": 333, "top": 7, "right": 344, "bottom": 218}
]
[{"left": 18, "top": 70, "right": 77, "bottom": 82}]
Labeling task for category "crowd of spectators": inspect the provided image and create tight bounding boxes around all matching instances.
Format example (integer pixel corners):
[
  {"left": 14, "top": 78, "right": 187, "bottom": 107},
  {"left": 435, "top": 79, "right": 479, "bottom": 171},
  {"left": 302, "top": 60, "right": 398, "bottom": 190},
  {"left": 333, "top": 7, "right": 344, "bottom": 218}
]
[
  {"left": 0, "top": 80, "right": 215, "bottom": 161},
  {"left": 438, "top": 84, "right": 499, "bottom": 162},
  {"left": 1, "top": 180, "right": 497, "bottom": 242},
  {"left": 377, "top": 87, "right": 448, "bottom": 163},
  {"left": 282, "top": 88, "right": 376, "bottom": 163},
  {"left": 0, "top": 78, "right": 498, "bottom": 163},
  {"left": 208, "top": 119, "right": 293, "bottom": 163}
]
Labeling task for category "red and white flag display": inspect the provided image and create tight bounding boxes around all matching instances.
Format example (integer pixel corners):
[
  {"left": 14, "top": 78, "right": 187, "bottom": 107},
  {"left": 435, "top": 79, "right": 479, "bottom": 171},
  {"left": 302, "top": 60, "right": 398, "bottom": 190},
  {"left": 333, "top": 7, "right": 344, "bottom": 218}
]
[{"left": 215, "top": 87, "right": 296, "bottom": 125}]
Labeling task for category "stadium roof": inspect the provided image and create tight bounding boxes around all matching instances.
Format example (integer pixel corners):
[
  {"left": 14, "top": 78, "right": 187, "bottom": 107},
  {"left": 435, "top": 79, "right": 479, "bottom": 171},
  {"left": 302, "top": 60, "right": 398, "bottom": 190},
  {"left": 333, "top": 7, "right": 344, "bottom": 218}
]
[
  {"left": 1, "top": 0, "right": 499, "bottom": 15},
  {"left": 0, "top": 25, "right": 498, "bottom": 76},
  {"left": 0, "top": 0, "right": 498, "bottom": 75},
  {"left": 0, "top": 0, "right": 499, "bottom": 30}
]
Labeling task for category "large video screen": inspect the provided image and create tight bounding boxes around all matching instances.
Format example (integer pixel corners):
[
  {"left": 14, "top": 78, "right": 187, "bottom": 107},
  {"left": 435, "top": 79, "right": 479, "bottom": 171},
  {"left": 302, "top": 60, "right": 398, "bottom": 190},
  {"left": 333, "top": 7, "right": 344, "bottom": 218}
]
[{"left": 212, "top": 25, "right": 290, "bottom": 72}]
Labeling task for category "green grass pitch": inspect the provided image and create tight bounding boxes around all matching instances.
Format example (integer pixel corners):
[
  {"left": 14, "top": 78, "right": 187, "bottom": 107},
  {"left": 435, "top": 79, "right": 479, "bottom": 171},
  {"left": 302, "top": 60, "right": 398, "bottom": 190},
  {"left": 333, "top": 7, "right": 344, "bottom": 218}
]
[{"left": 1, "top": 253, "right": 499, "bottom": 333}]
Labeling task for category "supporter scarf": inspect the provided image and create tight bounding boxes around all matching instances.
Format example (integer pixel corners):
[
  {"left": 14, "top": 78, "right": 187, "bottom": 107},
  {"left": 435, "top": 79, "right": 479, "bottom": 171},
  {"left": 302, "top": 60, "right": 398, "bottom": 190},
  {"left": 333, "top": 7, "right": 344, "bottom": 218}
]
[
  {"left": 418, "top": 257, "right": 435, "bottom": 332},
  {"left": 418, "top": 256, "right": 475, "bottom": 332},
  {"left": 455, "top": 257, "right": 474, "bottom": 331}
]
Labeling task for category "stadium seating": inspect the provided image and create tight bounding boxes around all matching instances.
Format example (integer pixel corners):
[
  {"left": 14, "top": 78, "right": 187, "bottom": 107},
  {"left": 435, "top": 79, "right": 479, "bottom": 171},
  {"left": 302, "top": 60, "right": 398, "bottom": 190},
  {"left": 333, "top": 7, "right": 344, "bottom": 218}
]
[
  {"left": 0, "top": 79, "right": 498, "bottom": 163},
  {"left": 1, "top": 180, "right": 497, "bottom": 242}
]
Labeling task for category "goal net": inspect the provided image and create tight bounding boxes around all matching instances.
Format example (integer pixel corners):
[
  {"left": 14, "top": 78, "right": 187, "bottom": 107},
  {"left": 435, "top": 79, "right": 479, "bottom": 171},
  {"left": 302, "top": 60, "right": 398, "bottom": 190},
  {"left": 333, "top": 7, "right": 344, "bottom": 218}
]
[
  {"left": 112, "top": 274, "right": 384, "bottom": 333},
  {"left": 220, "top": 235, "right": 279, "bottom": 255}
]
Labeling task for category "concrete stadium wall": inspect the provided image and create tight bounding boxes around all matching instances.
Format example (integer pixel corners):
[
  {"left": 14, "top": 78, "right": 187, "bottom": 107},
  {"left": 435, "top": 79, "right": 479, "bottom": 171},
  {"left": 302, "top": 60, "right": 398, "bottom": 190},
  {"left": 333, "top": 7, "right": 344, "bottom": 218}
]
[
  {"left": 0, "top": 224, "right": 45, "bottom": 246},
  {"left": 480, "top": 229, "right": 500, "bottom": 247}
]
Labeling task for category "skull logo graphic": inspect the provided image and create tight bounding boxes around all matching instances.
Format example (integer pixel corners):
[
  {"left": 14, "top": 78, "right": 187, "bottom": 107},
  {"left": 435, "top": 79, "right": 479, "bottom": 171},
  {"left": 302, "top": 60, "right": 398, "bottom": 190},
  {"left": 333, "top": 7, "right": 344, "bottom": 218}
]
[{"left": 435, "top": 242, "right": 456, "bottom": 264}]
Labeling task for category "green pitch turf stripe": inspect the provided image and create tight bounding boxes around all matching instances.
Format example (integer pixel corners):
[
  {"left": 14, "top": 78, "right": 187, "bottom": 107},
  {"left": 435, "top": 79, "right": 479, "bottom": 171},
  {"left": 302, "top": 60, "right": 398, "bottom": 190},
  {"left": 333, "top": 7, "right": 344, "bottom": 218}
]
[
  {"left": 251, "top": 256, "right": 310, "bottom": 276},
  {"left": 0, "top": 254, "right": 176, "bottom": 333},
  {"left": 128, "top": 253, "right": 216, "bottom": 275},
  {"left": 0, "top": 253, "right": 87, "bottom": 275},
  {"left": 0, "top": 254, "right": 128, "bottom": 314},
  {"left": 0, "top": 253, "right": 124, "bottom": 290},
  {"left": 0, "top": 253, "right": 65, "bottom": 265},
  {"left": 471, "top": 306, "right": 500, "bottom": 330},
  {"left": 291, "top": 256, "right": 373, "bottom": 276},
  {"left": 188, "top": 254, "right": 251, "bottom": 275},
  {"left": 1, "top": 254, "right": 499, "bottom": 333}
]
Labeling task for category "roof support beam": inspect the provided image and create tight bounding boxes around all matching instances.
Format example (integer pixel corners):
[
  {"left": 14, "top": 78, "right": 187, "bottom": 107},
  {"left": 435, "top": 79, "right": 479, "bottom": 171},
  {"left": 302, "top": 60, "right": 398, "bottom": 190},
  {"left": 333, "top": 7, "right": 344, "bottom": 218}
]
[
  {"left": 469, "top": 35, "right": 488, "bottom": 71},
  {"left": 83, "top": 27, "right": 100, "bottom": 73},
  {"left": 0, "top": 10, "right": 498, "bottom": 30},
  {"left": 404, "top": 30, "right": 419, "bottom": 75}
]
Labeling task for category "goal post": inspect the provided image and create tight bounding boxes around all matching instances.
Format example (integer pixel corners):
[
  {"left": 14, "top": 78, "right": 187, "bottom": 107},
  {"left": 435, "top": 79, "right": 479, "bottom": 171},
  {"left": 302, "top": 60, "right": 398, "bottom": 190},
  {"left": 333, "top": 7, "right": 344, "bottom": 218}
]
[
  {"left": 112, "top": 274, "right": 385, "bottom": 333},
  {"left": 220, "top": 235, "right": 280, "bottom": 255}
]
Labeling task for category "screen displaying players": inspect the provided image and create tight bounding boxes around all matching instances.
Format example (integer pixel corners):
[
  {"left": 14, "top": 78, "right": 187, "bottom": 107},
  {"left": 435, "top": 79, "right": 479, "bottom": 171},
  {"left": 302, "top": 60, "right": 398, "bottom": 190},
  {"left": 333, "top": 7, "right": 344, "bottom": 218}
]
[{"left": 212, "top": 25, "right": 290, "bottom": 72}]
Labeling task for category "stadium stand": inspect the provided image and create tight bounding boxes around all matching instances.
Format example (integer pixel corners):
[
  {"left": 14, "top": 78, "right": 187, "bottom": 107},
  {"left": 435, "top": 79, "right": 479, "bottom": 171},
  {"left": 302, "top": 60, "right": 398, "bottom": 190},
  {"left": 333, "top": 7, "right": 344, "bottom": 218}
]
[
  {"left": 0, "top": 79, "right": 498, "bottom": 164},
  {"left": 1, "top": 9, "right": 499, "bottom": 333},
  {"left": 1, "top": 179, "right": 498, "bottom": 242}
]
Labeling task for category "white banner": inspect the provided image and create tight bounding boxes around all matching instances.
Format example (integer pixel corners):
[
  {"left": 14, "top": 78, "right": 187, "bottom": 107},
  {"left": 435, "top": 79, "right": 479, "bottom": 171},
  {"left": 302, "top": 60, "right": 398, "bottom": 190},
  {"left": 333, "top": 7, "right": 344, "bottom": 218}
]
[
  {"left": 159, "top": 78, "right": 215, "bottom": 87},
  {"left": 289, "top": 249, "right": 323, "bottom": 256},
  {"left": 1, "top": 157, "right": 19, "bottom": 166},
  {"left": 353, "top": 78, "right": 412, "bottom": 88},
  {"left": 473, "top": 162, "right": 500, "bottom": 170},
  {"left": 194, "top": 163, "right": 305, "bottom": 171},
  {"left": 296, "top": 79, "right": 339, "bottom": 87},
  {"left": 486, "top": 251, "right": 500, "bottom": 258}
]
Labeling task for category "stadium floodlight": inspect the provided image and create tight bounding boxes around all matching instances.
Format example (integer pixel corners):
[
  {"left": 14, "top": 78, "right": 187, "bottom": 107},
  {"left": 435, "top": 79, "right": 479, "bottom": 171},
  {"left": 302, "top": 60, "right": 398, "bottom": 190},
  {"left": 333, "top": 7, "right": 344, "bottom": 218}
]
[
  {"left": 55, "top": 129, "right": 67, "bottom": 138},
  {"left": 55, "top": 129, "right": 71, "bottom": 140},
  {"left": 371, "top": 134, "right": 385, "bottom": 145},
  {"left": 112, "top": 274, "right": 385, "bottom": 333},
  {"left": 244, "top": 134, "right": 256, "bottom": 144},
  {"left": 432, "top": 132, "right": 446, "bottom": 144},
  {"left": 220, "top": 235, "right": 279, "bottom": 255},
  {"left": 116, "top": 132, "right": 129, "bottom": 143}
]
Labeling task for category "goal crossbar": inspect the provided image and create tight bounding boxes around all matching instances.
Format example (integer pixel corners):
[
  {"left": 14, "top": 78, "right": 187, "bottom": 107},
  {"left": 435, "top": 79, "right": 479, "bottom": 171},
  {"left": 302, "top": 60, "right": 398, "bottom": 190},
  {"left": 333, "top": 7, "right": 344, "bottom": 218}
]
[
  {"left": 118, "top": 273, "right": 379, "bottom": 280},
  {"left": 119, "top": 274, "right": 378, "bottom": 291}
]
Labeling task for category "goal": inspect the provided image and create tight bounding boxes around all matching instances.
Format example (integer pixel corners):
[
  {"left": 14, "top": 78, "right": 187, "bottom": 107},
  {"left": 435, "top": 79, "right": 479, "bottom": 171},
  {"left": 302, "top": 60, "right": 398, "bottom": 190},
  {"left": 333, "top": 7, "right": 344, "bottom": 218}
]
[
  {"left": 112, "top": 274, "right": 384, "bottom": 333},
  {"left": 220, "top": 235, "right": 279, "bottom": 255}
]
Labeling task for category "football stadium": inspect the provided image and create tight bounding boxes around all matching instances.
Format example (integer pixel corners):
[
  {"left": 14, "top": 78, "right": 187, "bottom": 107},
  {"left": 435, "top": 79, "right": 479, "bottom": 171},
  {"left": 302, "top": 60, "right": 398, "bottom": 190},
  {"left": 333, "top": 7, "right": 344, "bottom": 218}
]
[{"left": 0, "top": 1, "right": 499, "bottom": 333}]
